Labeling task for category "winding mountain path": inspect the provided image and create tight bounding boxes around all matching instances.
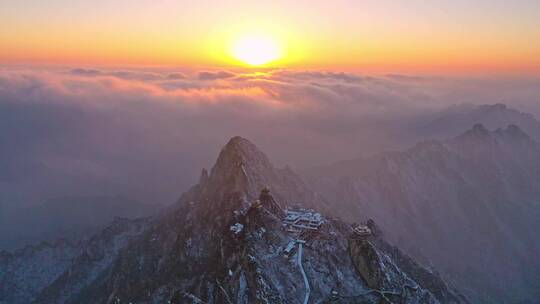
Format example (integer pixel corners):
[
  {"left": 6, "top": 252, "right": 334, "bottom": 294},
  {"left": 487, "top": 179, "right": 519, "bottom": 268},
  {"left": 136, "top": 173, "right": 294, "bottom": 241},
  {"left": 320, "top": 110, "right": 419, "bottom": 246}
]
[{"left": 296, "top": 240, "right": 310, "bottom": 304}]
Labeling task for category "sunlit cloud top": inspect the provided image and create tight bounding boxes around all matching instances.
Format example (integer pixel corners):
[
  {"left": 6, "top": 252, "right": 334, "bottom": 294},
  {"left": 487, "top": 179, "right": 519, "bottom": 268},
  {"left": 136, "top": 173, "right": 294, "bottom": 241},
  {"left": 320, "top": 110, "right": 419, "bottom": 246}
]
[{"left": 1, "top": 0, "right": 539, "bottom": 73}]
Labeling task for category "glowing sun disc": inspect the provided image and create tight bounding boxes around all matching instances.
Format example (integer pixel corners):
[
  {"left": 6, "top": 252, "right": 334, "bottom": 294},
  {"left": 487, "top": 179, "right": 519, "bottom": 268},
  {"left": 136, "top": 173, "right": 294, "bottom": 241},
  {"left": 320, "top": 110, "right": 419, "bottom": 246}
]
[{"left": 231, "top": 36, "right": 281, "bottom": 66}]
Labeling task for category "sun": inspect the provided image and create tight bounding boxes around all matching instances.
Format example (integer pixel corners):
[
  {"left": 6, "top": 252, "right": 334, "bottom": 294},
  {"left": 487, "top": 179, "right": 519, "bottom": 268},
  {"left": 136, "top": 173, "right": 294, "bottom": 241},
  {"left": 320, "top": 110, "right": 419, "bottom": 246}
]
[{"left": 231, "top": 35, "right": 282, "bottom": 66}]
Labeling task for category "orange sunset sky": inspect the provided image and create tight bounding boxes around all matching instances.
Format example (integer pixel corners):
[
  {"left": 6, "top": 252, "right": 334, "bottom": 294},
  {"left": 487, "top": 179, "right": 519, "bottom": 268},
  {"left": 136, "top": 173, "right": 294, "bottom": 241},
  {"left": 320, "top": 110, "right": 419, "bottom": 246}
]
[{"left": 1, "top": 0, "right": 539, "bottom": 73}]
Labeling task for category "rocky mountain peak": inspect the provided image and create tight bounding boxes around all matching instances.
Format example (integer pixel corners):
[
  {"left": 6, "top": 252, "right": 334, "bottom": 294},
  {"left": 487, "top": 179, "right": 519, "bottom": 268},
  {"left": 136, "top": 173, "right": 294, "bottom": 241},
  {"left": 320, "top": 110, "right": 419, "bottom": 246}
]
[
  {"left": 198, "top": 168, "right": 209, "bottom": 185},
  {"left": 453, "top": 123, "right": 493, "bottom": 144},
  {"left": 499, "top": 124, "right": 530, "bottom": 140},
  {"left": 470, "top": 123, "right": 490, "bottom": 135},
  {"left": 202, "top": 136, "right": 277, "bottom": 199},
  {"left": 456, "top": 123, "right": 533, "bottom": 145},
  {"left": 422, "top": 103, "right": 540, "bottom": 143},
  {"left": 214, "top": 136, "right": 271, "bottom": 168}
]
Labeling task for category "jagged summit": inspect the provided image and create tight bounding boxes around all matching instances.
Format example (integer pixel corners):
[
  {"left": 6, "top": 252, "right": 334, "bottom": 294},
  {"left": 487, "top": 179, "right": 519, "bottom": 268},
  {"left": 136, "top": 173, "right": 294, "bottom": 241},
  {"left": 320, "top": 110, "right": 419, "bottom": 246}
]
[
  {"left": 180, "top": 136, "right": 327, "bottom": 224},
  {"left": 455, "top": 123, "right": 532, "bottom": 144},
  {"left": 421, "top": 103, "right": 540, "bottom": 142},
  {"left": 451, "top": 124, "right": 495, "bottom": 149},
  {"left": 461, "top": 123, "right": 490, "bottom": 138},
  {"left": 204, "top": 136, "right": 275, "bottom": 196},
  {"left": 215, "top": 136, "right": 272, "bottom": 169},
  {"left": 190, "top": 136, "right": 327, "bottom": 213},
  {"left": 496, "top": 124, "right": 530, "bottom": 140}
]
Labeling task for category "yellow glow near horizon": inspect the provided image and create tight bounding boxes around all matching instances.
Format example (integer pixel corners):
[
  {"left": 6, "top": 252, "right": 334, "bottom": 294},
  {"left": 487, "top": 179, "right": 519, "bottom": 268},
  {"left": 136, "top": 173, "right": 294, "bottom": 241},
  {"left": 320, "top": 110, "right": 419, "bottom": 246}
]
[
  {"left": 1, "top": 1, "right": 539, "bottom": 73},
  {"left": 230, "top": 35, "right": 282, "bottom": 66}
]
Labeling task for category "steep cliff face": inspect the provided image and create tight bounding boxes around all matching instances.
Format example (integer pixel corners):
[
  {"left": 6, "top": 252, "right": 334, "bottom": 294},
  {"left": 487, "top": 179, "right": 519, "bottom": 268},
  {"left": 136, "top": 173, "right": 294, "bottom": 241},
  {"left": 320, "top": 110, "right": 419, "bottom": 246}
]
[
  {"left": 307, "top": 125, "right": 540, "bottom": 303},
  {"left": 349, "top": 239, "right": 384, "bottom": 289},
  {"left": 3, "top": 136, "right": 467, "bottom": 304}
]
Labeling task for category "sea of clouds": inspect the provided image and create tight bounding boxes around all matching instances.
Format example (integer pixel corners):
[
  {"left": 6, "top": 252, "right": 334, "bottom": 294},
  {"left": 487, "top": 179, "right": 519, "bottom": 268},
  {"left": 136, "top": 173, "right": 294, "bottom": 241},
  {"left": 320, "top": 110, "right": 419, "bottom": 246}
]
[{"left": 1, "top": 66, "right": 539, "bottom": 205}]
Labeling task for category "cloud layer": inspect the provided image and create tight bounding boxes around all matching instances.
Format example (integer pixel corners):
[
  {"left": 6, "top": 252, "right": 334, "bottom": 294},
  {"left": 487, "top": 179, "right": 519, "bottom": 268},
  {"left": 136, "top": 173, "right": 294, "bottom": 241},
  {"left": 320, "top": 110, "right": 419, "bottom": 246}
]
[{"left": 1, "top": 66, "right": 539, "bottom": 205}]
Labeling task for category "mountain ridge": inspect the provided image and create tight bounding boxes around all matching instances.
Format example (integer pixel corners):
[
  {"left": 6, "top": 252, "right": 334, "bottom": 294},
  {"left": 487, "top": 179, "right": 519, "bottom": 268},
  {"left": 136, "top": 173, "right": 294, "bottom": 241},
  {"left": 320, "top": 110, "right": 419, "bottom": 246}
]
[{"left": 307, "top": 124, "right": 540, "bottom": 303}]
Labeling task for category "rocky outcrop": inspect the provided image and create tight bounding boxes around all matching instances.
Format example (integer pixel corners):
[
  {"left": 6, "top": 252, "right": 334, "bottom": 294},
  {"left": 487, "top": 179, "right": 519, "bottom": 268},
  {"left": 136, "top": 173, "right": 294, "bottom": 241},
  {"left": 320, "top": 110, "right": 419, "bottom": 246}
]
[
  {"left": 258, "top": 186, "right": 284, "bottom": 217},
  {"left": 349, "top": 239, "right": 385, "bottom": 289}
]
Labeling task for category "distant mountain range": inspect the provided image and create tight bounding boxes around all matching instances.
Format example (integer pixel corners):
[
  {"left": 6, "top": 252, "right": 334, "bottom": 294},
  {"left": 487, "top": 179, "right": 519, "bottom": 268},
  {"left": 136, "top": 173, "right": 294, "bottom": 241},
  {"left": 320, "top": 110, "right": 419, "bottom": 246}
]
[
  {"left": 418, "top": 103, "right": 540, "bottom": 141},
  {"left": 307, "top": 123, "right": 540, "bottom": 303}
]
